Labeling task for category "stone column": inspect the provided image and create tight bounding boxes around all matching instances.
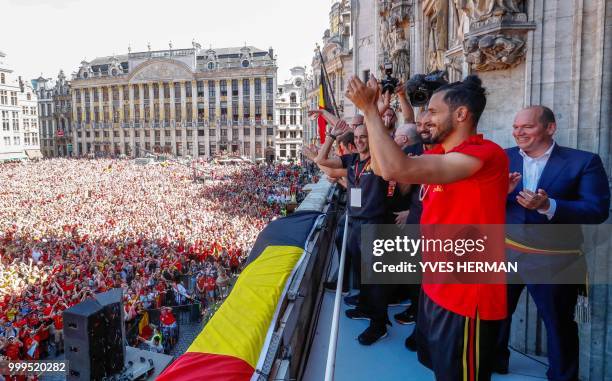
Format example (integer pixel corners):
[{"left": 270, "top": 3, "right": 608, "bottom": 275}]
[{"left": 191, "top": 79, "right": 197, "bottom": 122}]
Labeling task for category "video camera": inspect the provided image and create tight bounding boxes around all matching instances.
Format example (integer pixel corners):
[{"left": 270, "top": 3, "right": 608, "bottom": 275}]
[
  {"left": 380, "top": 61, "right": 400, "bottom": 95},
  {"left": 405, "top": 70, "right": 448, "bottom": 107}
]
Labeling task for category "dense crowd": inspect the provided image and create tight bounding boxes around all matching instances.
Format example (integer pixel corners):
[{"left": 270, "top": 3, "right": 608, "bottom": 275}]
[{"left": 0, "top": 158, "right": 304, "bottom": 362}]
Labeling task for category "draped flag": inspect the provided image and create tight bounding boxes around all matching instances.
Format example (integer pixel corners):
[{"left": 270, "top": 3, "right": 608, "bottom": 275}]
[
  {"left": 318, "top": 66, "right": 334, "bottom": 144},
  {"left": 157, "top": 211, "right": 323, "bottom": 381}
]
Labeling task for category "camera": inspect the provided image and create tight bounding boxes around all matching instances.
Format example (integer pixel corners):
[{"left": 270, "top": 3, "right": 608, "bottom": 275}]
[
  {"left": 380, "top": 61, "right": 400, "bottom": 95},
  {"left": 405, "top": 70, "right": 448, "bottom": 107}
]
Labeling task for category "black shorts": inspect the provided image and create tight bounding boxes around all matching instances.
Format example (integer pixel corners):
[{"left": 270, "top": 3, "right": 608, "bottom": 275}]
[{"left": 416, "top": 291, "right": 501, "bottom": 381}]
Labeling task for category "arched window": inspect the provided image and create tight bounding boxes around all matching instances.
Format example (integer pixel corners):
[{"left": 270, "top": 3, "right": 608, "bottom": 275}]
[{"left": 290, "top": 93, "right": 296, "bottom": 104}]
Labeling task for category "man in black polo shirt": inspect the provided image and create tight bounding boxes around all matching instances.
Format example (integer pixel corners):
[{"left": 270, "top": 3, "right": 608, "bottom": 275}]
[{"left": 313, "top": 122, "right": 391, "bottom": 344}]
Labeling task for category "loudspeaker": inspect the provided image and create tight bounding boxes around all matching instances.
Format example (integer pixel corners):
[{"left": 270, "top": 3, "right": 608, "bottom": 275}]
[
  {"left": 95, "top": 289, "right": 125, "bottom": 375},
  {"left": 64, "top": 288, "right": 125, "bottom": 381},
  {"left": 64, "top": 299, "right": 106, "bottom": 380}
]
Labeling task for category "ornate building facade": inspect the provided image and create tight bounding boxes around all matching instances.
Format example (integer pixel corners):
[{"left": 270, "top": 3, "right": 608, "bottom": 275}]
[
  {"left": 0, "top": 50, "right": 40, "bottom": 161},
  {"left": 305, "top": 0, "right": 353, "bottom": 144},
  {"left": 69, "top": 43, "right": 277, "bottom": 160},
  {"left": 275, "top": 67, "right": 306, "bottom": 161},
  {"left": 33, "top": 71, "right": 72, "bottom": 157}
]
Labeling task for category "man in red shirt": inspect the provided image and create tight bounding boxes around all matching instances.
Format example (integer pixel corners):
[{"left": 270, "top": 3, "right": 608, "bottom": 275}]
[{"left": 347, "top": 75, "right": 508, "bottom": 380}]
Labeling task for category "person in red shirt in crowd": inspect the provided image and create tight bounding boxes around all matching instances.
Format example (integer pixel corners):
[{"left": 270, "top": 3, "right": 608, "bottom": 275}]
[
  {"left": 3, "top": 336, "right": 23, "bottom": 361},
  {"left": 347, "top": 74, "right": 508, "bottom": 381}
]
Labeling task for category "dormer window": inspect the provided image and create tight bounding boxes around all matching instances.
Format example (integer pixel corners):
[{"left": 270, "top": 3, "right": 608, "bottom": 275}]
[
  {"left": 241, "top": 60, "right": 250, "bottom": 68},
  {"left": 83, "top": 72, "right": 88, "bottom": 79},
  {"left": 207, "top": 62, "right": 215, "bottom": 70}
]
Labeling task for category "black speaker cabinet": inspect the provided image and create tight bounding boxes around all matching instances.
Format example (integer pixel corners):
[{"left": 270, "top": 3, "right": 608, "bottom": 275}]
[{"left": 64, "top": 288, "right": 125, "bottom": 381}]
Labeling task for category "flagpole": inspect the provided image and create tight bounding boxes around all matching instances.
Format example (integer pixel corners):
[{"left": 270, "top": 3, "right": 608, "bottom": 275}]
[{"left": 317, "top": 45, "right": 340, "bottom": 118}]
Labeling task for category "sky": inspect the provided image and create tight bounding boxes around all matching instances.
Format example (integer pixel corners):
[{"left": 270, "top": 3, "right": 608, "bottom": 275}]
[{"left": 1, "top": 0, "right": 333, "bottom": 83}]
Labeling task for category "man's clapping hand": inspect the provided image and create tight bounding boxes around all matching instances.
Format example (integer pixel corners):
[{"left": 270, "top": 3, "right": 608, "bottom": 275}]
[
  {"left": 345, "top": 75, "right": 380, "bottom": 113},
  {"left": 517, "top": 189, "right": 550, "bottom": 211}
]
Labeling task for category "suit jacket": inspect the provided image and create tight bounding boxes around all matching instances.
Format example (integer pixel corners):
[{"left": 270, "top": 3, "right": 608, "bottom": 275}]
[{"left": 506, "top": 144, "right": 610, "bottom": 249}]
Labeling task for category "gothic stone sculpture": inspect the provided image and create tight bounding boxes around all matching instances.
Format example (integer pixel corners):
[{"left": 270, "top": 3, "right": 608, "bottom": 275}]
[{"left": 464, "top": 33, "right": 525, "bottom": 71}]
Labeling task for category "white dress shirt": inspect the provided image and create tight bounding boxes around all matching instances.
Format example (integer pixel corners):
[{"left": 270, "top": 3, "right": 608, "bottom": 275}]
[{"left": 519, "top": 141, "right": 557, "bottom": 219}]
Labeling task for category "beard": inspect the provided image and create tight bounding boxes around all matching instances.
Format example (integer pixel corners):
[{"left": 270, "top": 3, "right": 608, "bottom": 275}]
[{"left": 428, "top": 115, "right": 454, "bottom": 144}]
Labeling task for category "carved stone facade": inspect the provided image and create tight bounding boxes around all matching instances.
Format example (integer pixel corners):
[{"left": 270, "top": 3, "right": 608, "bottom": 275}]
[
  {"left": 378, "top": 0, "right": 412, "bottom": 78},
  {"left": 69, "top": 44, "right": 278, "bottom": 160}
]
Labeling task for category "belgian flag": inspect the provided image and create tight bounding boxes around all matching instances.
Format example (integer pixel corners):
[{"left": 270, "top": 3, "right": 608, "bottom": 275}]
[
  {"left": 318, "top": 66, "right": 334, "bottom": 144},
  {"left": 157, "top": 211, "right": 323, "bottom": 381}
]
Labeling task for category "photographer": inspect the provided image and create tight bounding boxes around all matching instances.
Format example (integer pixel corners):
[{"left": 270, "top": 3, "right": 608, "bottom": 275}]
[{"left": 347, "top": 75, "right": 509, "bottom": 380}]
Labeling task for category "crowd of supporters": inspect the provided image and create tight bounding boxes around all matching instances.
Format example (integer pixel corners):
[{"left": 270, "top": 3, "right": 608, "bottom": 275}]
[{"left": 0, "top": 159, "right": 305, "bottom": 362}]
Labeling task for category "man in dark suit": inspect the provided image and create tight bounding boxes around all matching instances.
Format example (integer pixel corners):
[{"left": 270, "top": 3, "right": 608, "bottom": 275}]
[{"left": 496, "top": 105, "right": 610, "bottom": 381}]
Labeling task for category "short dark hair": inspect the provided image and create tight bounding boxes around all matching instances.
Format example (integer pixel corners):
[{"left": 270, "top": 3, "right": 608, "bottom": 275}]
[
  {"left": 338, "top": 131, "right": 356, "bottom": 148},
  {"left": 434, "top": 75, "right": 487, "bottom": 125}
]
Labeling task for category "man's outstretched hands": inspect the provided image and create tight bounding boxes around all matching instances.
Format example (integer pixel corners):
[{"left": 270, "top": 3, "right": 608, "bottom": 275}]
[
  {"left": 302, "top": 144, "right": 319, "bottom": 161},
  {"left": 346, "top": 75, "right": 380, "bottom": 114}
]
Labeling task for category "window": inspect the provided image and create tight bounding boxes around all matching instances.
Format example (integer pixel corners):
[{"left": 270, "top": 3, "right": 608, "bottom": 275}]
[
  {"left": 290, "top": 109, "right": 297, "bottom": 125},
  {"left": 232, "top": 79, "right": 239, "bottom": 96},
  {"left": 198, "top": 129, "right": 204, "bottom": 137},
  {"left": 290, "top": 131, "right": 297, "bottom": 139},
  {"left": 27, "top": 93, "right": 31, "bottom": 101},
  {"left": 267, "top": 127, "right": 274, "bottom": 135},
  {"left": 290, "top": 93, "right": 296, "bottom": 104},
  {"left": 241, "top": 60, "right": 250, "bottom": 68},
  {"left": 280, "top": 144, "right": 286, "bottom": 157},
  {"left": 220, "top": 80, "right": 227, "bottom": 96},
  {"left": 1, "top": 111, "right": 8, "bottom": 131},
  {"left": 165, "top": 130, "right": 171, "bottom": 137},
  {"left": 209, "top": 128, "right": 216, "bottom": 137},
  {"left": 254, "top": 78, "right": 261, "bottom": 95},
  {"left": 12, "top": 112, "right": 18, "bottom": 131},
  {"left": 143, "top": 84, "right": 149, "bottom": 100},
  {"left": 208, "top": 81, "right": 216, "bottom": 98},
  {"left": 255, "top": 128, "right": 261, "bottom": 136},
  {"left": 174, "top": 82, "right": 181, "bottom": 99},
  {"left": 14, "top": 136, "right": 20, "bottom": 146},
  {"left": 185, "top": 82, "right": 192, "bottom": 98},
  {"left": 153, "top": 84, "right": 159, "bottom": 99},
  {"left": 280, "top": 109, "right": 286, "bottom": 125},
  {"left": 243, "top": 128, "right": 250, "bottom": 136},
  {"left": 175, "top": 103, "right": 182, "bottom": 122},
  {"left": 163, "top": 83, "right": 170, "bottom": 98},
  {"left": 266, "top": 78, "right": 274, "bottom": 94},
  {"left": 10, "top": 92, "right": 17, "bottom": 105},
  {"left": 3, "top": 137, "right": 10, "bottom": 146},
  {"left": 0, "top": 90, "right": 7, "bottom": 104},
  {"left": 0, "top": 73, "right": 4, "bottom": 84},
  {"left": 113, "top": 131, "right": 119, "bottom": 137},
  {"left": 197, "top": 81, "right": 205, "bottom": 97},
  {"left": 279, "top": 131, "right": 286, "bottom": 139},
  {"left": 290, "top": 143, "right": 297, "bottom": 158}
]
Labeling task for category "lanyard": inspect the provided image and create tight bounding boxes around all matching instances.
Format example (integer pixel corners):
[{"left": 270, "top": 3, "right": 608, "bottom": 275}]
[{"left": 354, "top": 158, "right": 371, "bottom": 186}]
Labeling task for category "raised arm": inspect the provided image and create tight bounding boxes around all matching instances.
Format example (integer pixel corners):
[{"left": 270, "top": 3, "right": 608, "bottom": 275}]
[
  {"left": 346, "top": 76, "right": 483, "bottom": 185},
  {"left": 396, "top": 82, "right": 415, "bottom": 124}
]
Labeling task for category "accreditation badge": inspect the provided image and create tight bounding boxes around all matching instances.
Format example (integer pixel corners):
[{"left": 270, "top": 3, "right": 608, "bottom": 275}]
[{"left": 350, "top": 188, "right": 362, "bottom": 208}]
